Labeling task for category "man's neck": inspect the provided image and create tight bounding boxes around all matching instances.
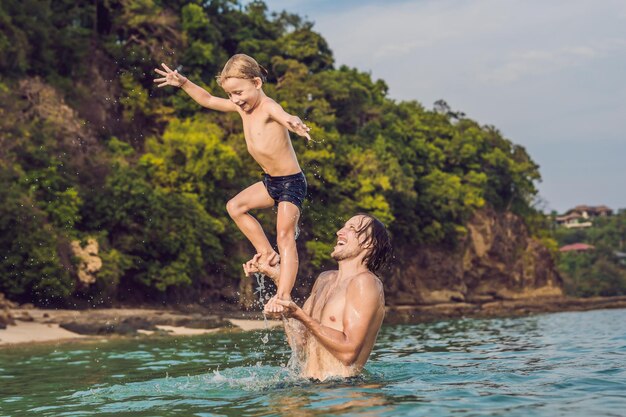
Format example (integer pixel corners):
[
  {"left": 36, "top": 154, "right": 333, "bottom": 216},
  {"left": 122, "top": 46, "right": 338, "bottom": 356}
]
[{"left": 336, "top": 257, "right": 369, "bottom": 280}]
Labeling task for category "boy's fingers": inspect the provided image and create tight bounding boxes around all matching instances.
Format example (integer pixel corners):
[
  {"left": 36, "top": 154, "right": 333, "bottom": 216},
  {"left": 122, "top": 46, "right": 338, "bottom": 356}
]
[
  {"left": 161, "top": 63, "right": 173, "bottom": 72},
  {"left": 154, "top": 68, "right": 167, "bottom": 76}
]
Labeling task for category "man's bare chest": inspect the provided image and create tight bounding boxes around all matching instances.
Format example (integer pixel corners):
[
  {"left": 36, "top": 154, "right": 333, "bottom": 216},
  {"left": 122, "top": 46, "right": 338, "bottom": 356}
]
[{"left": 311, "top": 282, "right": 350, "bottom": 327}]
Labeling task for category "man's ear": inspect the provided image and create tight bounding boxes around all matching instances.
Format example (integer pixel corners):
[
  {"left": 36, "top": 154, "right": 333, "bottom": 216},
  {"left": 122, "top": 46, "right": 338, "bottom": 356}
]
[{"left": 360, "top": 236, "right": 373, "bottom": 249}]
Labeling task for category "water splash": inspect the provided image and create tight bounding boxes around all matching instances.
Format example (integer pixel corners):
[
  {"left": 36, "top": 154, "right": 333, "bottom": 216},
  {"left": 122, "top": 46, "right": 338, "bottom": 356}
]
[
  {"left": 254, "top": 273, "right": 271, "bottom": 345},
  {"left": 253, "top": 272, "right": 266, "bottom": 305}
]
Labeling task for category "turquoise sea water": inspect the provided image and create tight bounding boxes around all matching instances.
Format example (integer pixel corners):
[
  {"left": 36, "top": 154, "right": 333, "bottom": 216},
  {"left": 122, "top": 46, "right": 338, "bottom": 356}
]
[{"left": 1, "top": 308, "right": 625, "bottom": 416}]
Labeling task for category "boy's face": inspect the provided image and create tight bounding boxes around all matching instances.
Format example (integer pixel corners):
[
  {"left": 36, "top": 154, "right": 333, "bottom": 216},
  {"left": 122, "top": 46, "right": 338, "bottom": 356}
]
[{"left": 221, "top": 77, "right": 262, "bottom": 112}]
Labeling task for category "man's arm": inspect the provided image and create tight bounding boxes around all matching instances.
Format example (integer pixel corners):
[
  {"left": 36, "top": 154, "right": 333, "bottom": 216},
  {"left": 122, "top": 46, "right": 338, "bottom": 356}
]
[
  {"left": 153, "top": 63, "right": 237, "bottom": 113},
  {"left": 282, "top": 271, "right": 334, "bottom": 351},
  {"left": 265, "top": 100, "right": 311, "bottom": 140},
  {"left": 279, "top": 273, "right": 383, "bottom": 366}
]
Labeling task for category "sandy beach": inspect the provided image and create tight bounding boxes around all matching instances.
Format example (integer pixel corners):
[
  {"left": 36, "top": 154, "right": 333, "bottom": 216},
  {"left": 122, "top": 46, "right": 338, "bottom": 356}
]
[
  {"left": 3, "top": 295, "right": 626, "bottom": 347},
  {"left": 0, "top": 308, "right": 282, "bottom": 347}
]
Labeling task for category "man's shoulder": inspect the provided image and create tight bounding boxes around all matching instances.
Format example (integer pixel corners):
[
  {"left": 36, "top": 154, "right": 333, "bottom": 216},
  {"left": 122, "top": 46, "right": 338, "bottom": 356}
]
[
  {"left": 317, "top": 270, "right": 338, "bottom": 282},
  {"left": 348, "top": 271, "right": 383, "bottom": 293}
]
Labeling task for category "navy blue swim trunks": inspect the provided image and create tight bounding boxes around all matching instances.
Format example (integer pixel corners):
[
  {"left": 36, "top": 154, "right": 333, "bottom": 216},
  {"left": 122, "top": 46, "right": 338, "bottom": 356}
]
[{"left": 262, "top": 171, "right": 307, "bottom": 210}]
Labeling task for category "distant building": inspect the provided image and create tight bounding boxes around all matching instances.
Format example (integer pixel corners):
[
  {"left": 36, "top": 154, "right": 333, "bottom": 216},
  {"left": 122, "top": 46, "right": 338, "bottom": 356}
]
[
  {"left": 555, "top": 205, "right": 612, "bottom": 228},
  {"left": 567, "top": 205, "right": 613, "bottom": 218},
  {"left": 555, "top": 213, "right": 592, "bottom": 229},
  {"left": 560, "top": 243, "right": 595, "bottom": 252}
]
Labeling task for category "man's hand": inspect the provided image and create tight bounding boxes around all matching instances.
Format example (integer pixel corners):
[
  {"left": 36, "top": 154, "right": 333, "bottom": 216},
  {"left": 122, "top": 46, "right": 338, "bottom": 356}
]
[
  {"left": 153, "top": 63, "right": 188, "bottom": 88},
  {"left": 286, "top": 116, "right": 311, "bottom": 141},
  {"left": 242, "top": 254, "right": 261, "bottom": 277},
  {"left": 264, "top": 295, "right": 285, "bottom": 315},
  {"left": 275, "top": 298, "right": 300, "bottom": 318}
]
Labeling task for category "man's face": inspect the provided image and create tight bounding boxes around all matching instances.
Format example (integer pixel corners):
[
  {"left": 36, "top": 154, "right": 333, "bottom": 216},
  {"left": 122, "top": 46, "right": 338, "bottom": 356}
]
[
  {"left": 331, "top": 215, "right": 371, "bottom": 261},
  {"left": 221, "top": 77, "right": 261, "bottom": 112}
]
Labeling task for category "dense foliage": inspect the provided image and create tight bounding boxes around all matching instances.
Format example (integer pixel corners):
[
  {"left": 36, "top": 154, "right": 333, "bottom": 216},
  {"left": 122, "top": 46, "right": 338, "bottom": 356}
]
[
  {"left": 554, "top": 211, "right": 626, "bottom": 297},
  {"left": 0, "top": 0, "right": 544, "bottom": 305}
]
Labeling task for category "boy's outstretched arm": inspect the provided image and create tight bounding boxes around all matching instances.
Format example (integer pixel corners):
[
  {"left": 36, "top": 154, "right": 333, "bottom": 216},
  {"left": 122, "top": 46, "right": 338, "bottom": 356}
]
[
  {"left": 266, "top": 101, "right": 311, "bottom": 141},
  {"left": 153, "top": 63, "right": 237, "bottom": 113}
]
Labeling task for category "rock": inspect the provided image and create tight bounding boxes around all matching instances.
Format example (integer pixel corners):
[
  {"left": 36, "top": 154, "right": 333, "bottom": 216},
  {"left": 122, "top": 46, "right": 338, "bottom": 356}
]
[
  {"left": 120, "top": 317, "right": 157, "bottom": 331},
  {"left": 0, "top": 293, "right": 18, "bottom": 309},
  {"left": 60, "top": 320, "right": 138, "bottom": 336},
  {"left": 175, "top": 317, "right": 231, "bottom": 329},
  {"left": 152, "top": 314, "right": 229, "bottom": 329},
  {"left": 387, "top": 207, "right": 563, "bottom": 306},
  {"left": 71, "top": 238, "right": 103, "bottom": 286},
  {"left": 56, "top": 313, "right": 229, "bottom": 336},
  {"left": 0, "top": 309, "right": 15, "bottom": 328},
  {"left": 422, "top": 290, "right": 466, "bottom": 304},
  {"left": 16, "top": 311, "right": 34, "bottom": 322}
]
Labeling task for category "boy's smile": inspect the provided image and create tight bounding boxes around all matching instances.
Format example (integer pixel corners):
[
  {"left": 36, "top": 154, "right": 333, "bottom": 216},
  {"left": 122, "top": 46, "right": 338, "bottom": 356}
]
[{"left": 221, "top": 77, "right": 263, "bottom": 112}]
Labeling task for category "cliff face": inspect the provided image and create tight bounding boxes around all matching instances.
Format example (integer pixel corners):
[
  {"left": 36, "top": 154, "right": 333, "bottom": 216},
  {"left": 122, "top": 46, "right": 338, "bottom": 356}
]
[{"left": 386, "top": 208, "right": 563, "bottom": 305}]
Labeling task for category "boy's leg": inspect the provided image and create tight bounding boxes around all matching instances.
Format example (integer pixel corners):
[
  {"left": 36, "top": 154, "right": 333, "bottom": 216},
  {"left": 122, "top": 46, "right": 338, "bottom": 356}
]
[
  {"left": 226, "top": 181, "right": 276, "bottom": 258},
  {"left": 265, "top": 201, "right": 300, "bottom": 313}
]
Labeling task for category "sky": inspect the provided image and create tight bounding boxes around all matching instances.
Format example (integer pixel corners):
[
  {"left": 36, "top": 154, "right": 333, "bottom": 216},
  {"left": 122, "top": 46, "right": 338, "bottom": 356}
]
[{"left": 260, "top": 0, "right": 626, "bottom": 213}]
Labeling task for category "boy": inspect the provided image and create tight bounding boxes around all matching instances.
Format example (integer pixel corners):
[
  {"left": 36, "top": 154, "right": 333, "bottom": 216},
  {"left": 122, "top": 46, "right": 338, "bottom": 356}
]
[{"left": 154, "top": 54, "right": 310, "bottom": 312}]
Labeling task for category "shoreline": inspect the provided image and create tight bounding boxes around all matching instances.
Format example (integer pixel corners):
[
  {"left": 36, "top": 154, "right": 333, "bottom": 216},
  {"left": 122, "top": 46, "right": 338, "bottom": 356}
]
[
  {"left": 385, "top": 295, "right": 626, "bottom": 323},
  {"left": 0, "top": 308, "right": 282, "bottom": 348},
  {"left": 2, "top": 296, "right": 626, "bottom": 348}
]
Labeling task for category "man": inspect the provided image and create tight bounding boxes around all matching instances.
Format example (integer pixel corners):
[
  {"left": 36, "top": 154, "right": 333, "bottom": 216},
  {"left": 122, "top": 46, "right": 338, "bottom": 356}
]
[{"left": 243, "top": 213, "right": 392, "bottom": 380}]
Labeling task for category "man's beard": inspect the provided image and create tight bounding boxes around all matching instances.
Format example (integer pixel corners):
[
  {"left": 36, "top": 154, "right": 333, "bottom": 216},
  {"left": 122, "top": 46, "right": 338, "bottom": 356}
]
[{"left": 331, "top": 246, "right": 358, "bottom": 261}]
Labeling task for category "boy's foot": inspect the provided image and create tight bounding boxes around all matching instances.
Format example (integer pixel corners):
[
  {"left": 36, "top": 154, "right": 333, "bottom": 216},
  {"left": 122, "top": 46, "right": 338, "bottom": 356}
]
[
  {"left": 243, "top": 253, "right": 280, "bottom": 282},
  {"left": 259, "top": 250, "right": 280, "bottom": 267},
  {"left": 263, "top": 294, "right": 291, "bottom": 314}
]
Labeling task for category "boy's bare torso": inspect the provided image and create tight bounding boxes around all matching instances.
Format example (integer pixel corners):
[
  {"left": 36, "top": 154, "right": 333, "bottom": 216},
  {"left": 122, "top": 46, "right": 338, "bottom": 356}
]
[
  {"left": 237, "top": 97, "right": 301, "bottom": 176},
  {"left": 301, "top": 271, "right": 385, "bottom": 380}
]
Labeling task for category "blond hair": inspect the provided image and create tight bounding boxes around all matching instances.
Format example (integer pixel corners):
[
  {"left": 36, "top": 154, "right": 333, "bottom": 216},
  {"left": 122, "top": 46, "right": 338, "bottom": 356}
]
[{"left": 216, "top": 54, "right": 269, "bottom": 85}]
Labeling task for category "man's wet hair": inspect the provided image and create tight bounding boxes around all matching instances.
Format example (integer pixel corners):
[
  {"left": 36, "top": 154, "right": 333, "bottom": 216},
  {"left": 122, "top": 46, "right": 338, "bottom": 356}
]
[{"left": 354, "top": 213, "right": 392, "bottom": 274}]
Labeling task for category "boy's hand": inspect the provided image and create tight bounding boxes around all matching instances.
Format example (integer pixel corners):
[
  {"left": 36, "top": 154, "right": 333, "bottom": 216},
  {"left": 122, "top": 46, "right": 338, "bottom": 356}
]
[
  {"left": 153, "top": 63, "right": 188, "bottom": 88},
  {"left": 286, "top": 116, "right": 311, "bottom": 141}
]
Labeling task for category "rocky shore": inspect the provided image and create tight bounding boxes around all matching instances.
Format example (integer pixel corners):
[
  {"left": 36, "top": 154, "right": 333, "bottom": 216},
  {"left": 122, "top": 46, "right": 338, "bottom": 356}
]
[
  {"left": 0, "top": 301, "right": 282, "bottom": 346},
  {"left": 2, "top": 293, "right": 626, "bottom": 347},
  {"left": 386, "top": 295, "right": 626, "bottom": 324}
]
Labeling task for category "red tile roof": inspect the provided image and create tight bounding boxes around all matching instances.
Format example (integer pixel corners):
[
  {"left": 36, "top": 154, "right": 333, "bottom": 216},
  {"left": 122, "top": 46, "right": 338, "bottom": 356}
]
[{"left": 559, "top": 243, "right": 595, "bottom": 252}]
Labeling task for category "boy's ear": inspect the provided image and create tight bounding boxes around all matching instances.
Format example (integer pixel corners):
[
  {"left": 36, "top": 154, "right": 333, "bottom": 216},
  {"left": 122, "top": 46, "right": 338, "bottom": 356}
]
[{"left": 253, "top": 77, "right": 263, "bottom": 89}]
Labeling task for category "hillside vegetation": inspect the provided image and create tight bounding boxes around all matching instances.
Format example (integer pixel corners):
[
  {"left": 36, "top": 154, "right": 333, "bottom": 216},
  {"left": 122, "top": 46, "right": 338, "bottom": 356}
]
[{"left": 0, "top": 0, "right": 546, "bottom": 306}]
